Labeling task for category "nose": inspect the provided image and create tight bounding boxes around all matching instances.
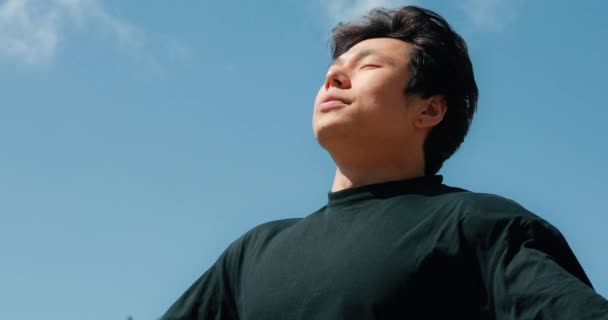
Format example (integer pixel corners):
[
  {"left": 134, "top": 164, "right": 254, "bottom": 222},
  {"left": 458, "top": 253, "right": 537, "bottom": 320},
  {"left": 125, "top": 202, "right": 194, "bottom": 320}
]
[{"left": 324, "top": 67, "right": 351, "bottom": 90}]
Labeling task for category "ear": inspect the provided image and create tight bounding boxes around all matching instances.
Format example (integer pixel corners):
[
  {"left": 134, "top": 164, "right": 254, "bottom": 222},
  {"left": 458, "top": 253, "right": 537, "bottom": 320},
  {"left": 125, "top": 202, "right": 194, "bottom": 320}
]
[{"left": 415, "top": 95, "right": 447, "bottom": 129}]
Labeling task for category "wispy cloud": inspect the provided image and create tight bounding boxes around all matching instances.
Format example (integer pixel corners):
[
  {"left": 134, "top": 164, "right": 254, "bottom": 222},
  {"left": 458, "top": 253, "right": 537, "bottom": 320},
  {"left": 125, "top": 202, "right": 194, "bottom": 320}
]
[
  {"left": 460, "top": 0, "right": 525, "bottom": 31},
  {"left": 318, "top": 0, "right": 524, "bottom": 32},
  {"left": 320, "top": 0, "right": 415, "bottom": 26},
  {"left": 1, "top": 0, "right": 58, "bottom": 64},
  {"left": 0, "top": 0, "right": 189, "bottom": 66}
]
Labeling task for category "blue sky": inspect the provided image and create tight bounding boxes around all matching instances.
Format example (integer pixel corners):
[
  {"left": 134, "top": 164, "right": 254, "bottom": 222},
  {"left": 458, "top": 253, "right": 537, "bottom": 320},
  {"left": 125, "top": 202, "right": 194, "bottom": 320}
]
[{"left": 1, "top": 0, "right": 607, "bottom": 319}]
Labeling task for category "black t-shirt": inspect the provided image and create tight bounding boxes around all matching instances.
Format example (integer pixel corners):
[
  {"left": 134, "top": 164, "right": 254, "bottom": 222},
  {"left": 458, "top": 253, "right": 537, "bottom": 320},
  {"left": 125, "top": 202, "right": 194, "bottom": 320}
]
[{"left": 161, "top": 176, "right": 608, "bottom": 319}]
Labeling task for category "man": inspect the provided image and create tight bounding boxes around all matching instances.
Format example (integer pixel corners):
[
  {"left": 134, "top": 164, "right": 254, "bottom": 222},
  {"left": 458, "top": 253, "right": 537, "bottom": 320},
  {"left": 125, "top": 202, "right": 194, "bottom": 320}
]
[{"left": 161, "top": 6, "right": 608, "bottom": 319}]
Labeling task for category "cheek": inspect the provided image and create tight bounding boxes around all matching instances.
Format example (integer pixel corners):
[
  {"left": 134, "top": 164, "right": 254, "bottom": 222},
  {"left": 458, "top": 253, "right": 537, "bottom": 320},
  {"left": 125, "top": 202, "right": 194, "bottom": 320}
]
[
  {"left": 356, "top": 85, "right": 411, "bottom": 134},
  {"left": 355, "top": 81, "right": 384, "bottom": 108},
  {"left": 357, "top": 83, "right": 404, "bottom": 116}
]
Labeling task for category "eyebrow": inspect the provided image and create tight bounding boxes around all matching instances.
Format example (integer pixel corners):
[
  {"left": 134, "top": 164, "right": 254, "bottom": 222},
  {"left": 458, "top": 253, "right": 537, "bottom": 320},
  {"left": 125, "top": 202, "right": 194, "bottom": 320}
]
[{"left": 329, "top": 49, "right": 397, "bottom": 68}]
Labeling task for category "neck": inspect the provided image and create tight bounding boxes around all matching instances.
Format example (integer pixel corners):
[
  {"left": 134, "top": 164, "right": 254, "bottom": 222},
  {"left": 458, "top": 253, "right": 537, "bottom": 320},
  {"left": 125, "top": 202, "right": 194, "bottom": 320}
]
[
  {"left": 324, "top": 136, "right": 427, "bottom": 192},
  {"left": 331, "top": 161, "right": 425, "bottom": 192}
]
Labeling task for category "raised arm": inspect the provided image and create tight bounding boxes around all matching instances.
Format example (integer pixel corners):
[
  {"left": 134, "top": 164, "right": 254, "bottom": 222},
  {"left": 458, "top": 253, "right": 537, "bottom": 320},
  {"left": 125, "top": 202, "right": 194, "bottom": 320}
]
[{"left": 487, "top": 218, "right": 608, "bottom": 319}]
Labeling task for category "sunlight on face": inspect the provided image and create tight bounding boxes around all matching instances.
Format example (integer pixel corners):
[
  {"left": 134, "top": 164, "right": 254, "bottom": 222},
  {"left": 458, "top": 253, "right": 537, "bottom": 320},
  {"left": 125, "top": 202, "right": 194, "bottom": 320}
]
[{"left": 313, "top": 38, "right": 421, "bottom": 153}]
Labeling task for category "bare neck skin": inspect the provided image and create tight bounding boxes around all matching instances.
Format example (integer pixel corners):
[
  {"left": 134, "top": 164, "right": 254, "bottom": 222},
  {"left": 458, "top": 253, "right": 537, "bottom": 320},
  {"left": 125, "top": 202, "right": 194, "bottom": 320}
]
[{"left": 329, "top": 143, "right": 426, "bottom": 192}]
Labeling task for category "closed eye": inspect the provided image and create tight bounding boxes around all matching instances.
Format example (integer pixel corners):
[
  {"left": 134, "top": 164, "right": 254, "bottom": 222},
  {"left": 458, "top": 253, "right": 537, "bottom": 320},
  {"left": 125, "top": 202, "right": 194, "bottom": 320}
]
[{"left": 360, "top": 64, "right": 381, "bottom": 70}]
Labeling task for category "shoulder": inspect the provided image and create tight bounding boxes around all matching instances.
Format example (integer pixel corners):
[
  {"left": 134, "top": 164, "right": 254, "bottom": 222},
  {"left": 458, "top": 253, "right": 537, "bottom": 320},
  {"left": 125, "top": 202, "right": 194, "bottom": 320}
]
[
  {"left": 217, "top": 218, "right": 303, "bottom": 267},
  {"left": 433, "top": 190, "right": 556, "bottom": 244},
  {"left": 436, "top": 190, "right": 541, "bottom": 222},
  {"left": 434, "top": 190, "right": 574, "bottom": 267},
  {"left": 438, "top": 191, "right": 573, "bottom": 267},
  {"left": 244, "top": 218, "right": 302, "bottom": 240},
  {"left": 230, "top": 218, "right": 303, "bottom": 252}
]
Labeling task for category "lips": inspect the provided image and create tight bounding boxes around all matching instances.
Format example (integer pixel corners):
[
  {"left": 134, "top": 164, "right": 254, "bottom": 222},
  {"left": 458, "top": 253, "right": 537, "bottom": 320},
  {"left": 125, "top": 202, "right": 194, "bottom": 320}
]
[{"left": 318, "top": 94, "right": 351, "bottom": 112}]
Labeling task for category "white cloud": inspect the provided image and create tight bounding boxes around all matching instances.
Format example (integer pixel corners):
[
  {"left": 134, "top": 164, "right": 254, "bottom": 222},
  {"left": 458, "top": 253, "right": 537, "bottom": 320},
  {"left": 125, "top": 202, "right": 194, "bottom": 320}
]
[
  {"left": 0, "top": 0, "right": 183, "bottom": 65},
  {"left": 460, "top": 0, "right": 524, "bottom": 31},
  {"left": 0, "top": 0, "right": 60, "bottom": 64},
  {"left": 318, "top": 0, "right": 524, "bottom": 32},
  {"left": 320, "top": 0, "right": 416, "bottom": 25}
]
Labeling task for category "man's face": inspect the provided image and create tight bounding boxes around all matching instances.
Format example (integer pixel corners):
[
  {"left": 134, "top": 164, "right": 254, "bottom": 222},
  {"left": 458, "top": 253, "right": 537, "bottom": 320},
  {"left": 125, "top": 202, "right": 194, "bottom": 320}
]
[{"left": 313, "top": 38, "right": 421, "bottom": 153}]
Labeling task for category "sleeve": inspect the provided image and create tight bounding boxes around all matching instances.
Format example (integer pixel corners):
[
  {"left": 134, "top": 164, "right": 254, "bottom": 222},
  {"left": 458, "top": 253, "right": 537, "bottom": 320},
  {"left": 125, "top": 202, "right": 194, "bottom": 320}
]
[
  {"left": 488, "top": 217, "right": 608, "bottom": 319},
  {"left": 160, "top": 238, "right": 245, "bottom": 320}
]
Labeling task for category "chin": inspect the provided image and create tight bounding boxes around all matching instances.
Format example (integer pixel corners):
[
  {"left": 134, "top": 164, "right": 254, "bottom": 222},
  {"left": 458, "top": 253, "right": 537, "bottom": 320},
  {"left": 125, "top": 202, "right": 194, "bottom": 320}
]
[{"left": 313, "top": 120, "right": 350, "bottom": 150}]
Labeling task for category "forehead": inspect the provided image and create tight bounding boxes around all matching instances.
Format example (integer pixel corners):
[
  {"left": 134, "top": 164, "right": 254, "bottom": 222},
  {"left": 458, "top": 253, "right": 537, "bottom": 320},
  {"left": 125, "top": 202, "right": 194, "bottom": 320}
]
[{"left": 337, "top": 38, "right": 412, "bottom": 64}]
